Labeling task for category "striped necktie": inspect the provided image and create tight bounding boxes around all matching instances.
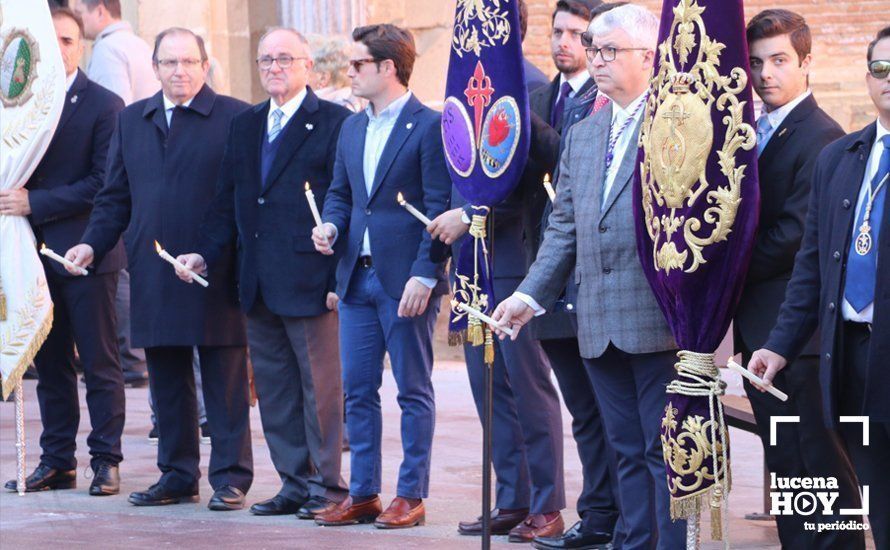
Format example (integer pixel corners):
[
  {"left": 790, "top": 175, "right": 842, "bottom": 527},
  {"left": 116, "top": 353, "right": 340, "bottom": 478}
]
[{"left": 267, "top": 108, "right": 284, "bottom": 142}]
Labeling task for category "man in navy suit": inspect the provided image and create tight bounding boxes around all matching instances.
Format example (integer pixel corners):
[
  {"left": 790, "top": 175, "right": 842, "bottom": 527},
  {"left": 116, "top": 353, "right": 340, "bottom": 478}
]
[
  {"left": 179, "top": 28, "right": 352, "bottom": 518},
  {"left": 2, "top": 7, "right": 125, "bottom": 497},
  {"left": 65, "top": 28, "right": 253, "bottom": 511},
  {"left": 312, "top": 24, "right": 450, "bottom": 529},
  {"left": 734, "top": 11, "right": 861, "bottom": 548},
  {"left": 751, "top": 27, "right": 890, "bottom": 549}
]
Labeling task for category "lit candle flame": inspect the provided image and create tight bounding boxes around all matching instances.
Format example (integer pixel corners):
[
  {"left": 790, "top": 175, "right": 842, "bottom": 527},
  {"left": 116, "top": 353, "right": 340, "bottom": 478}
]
[
  {"left": 154, "top": 240, "right": 162, "bottom": 253},
  {"left": 543, "top": 173, "right": 550, "bottom": 184},
  {"left": 397, "top": 192, "right": 405, "bottom": 205},
  {"left": 304, "top": 182, "right": 311, "bottom": 192},
  {"left": 40, "top": 243, "right": 46, "bottom": 251}
]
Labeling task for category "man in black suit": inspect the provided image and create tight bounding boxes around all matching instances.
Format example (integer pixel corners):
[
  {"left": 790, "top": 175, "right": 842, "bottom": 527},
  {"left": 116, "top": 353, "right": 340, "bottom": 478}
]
[
  {"left": 179, "top": 28, "right": 351, "bottom": 518},
  {"left": 66, "top": 27, "right": 253, "bottom": 511},
  {"left": 751, "top": 26, "right": 890, "bottom": 550},
  {"left": 735, "top": 11, "right": 862, "bottom": 548},
  {"left": 2, "top": 7, "right": 125, "bottom": 497}
]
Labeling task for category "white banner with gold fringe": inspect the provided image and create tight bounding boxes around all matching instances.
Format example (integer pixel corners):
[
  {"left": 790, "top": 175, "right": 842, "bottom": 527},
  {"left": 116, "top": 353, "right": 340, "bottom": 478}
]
[{"left": 0, "top": 0, "right": 65, "bottom": 399}]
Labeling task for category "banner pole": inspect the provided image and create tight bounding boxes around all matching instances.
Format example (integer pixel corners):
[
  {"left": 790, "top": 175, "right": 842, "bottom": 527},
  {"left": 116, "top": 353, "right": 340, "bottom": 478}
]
[
  {"left": 482, "top": 359, "right": 493, "bottom": 549},
  {"left": 15, "top": 378, "right": 26, "bottom": 496}
]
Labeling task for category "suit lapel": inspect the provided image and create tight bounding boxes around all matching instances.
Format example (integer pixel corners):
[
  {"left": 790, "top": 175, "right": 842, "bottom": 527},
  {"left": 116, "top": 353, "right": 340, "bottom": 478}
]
[
  {"left": 759, "top": 94, "right": 817, "bottom": 167},
  {"left": 367, "top": 97, "right": 420, "bottom": 202},
  {"left": 600, "top": 118, "right": 642, "bottom": 220},
  {"left": 58, "top": 71, "right": 88, "bottom": 130},
  {"left": 352, "top": 114, "right": 370, "bottom": 203},
  {"left": 262, "top": 89, "right": 320, "bottom": 194},
  {"left": 576, "top": 108, "right": 611, "bottom": 212},
  {"left": 246, "top": 102, "right": 267, "bottom": 198}
]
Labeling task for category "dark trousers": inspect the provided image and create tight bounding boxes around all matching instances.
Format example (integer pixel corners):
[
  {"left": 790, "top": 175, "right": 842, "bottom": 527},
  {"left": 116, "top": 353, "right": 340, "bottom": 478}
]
[
  {"left": 115, "top": 269, "right": 145, "bottom": 373},
  {"left": 583, "top": 346, "right": 686, "bottom": 550},
  {"left": 839, "top": 322, "right": 890, "bottom": 550},
  {"left": 339, "top": 265, "right": 438, "bottom": 499},
  {"left": 465, "top": 277, "right": 565, "bottom": 514},
  {"left": 144, "top": 345, "right": 252, "bottom": 493},
  {"left": 247, "top": 297, "right": 346, "bottom": 502},
  {"left": 35, "top": 270, "right": 125, "bottom": 470},
  {"left": 541, "top": 338, "right": 618, "bottom": 534},
  {"left": 741, "top": 346, "right": 864, "bottom": 549}
]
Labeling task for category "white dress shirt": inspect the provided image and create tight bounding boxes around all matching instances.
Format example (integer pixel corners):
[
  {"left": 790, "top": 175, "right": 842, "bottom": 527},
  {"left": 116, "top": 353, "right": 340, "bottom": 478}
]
[
  {"left": 842, "top": 118, "right": 890, "bottom": 323},
  {"left": 559, "top": 71, "right": 590, "bottom": 100},
  {"left": 162, "top": 95, "right": 194, "bottom": 127},
  {"left": 65, "top": 70, "right": 78, "bottom": 92},
  {"left": 267, "top": 87, "right": 308, "bottom": 138},
  {"left": 87, "top": 21, "right": 159, "bottom": 106}
]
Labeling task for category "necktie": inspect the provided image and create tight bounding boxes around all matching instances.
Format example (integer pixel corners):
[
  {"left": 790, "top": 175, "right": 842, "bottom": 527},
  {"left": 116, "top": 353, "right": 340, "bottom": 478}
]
[
  {"left": 591, "top": 94, "right": 610, "bottom": 115},
  {"left": 550, "top": 81, "right": 573, "bottom": 128},
  {"left": 268, "top": 108, "right": 284, "bottom": 142},
  {"left": 756, "top": 114, "right": 773, "bottom": 156},
  {"left": 844, "top": 134, "right": 890, "bottom": 312}
]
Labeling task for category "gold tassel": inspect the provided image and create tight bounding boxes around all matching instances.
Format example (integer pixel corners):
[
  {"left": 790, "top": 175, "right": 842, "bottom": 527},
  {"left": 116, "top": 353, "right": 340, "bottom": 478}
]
[
  {"left": 0, "top": 292, "right": 6, "bottom": 321},
  {"left": 484, "top": 327, "right": 494, "bottom": 365},
  {"left": 710, "top": 486, "right": 724, "bottom": 540},
  {"left": 468, "top": 316, "right": 484, "bottom": 346}
]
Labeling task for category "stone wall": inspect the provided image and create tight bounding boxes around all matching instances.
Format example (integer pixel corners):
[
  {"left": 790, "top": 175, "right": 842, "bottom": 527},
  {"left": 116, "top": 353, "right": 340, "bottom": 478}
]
[{"left": 114, "top": 0, "right": 887, "bottom": 129}]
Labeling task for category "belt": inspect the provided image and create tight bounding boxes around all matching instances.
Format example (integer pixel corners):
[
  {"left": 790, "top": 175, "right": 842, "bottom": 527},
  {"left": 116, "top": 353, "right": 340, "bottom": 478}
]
[{"left": 358, "top": 256, "right": 373, "bottom": 268}]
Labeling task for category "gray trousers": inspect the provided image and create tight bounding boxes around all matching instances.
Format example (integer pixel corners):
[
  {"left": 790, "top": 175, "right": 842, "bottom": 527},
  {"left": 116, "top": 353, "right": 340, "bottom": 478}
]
[{"left": 247, "top": 298, "right": 347, "bottom": 502}]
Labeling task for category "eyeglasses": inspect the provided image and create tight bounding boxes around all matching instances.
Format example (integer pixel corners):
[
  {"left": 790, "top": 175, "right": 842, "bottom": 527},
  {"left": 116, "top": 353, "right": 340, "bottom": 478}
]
[
  {"left": 156, "top": 58, "right": 203, "bottom": 70},
  {"left": 256, "top": 55, "right": 307, "bottom": 70},
  {"left": 349, "top": 58, "right": 378, "bottom": 71},
  {"left": 585, "top": 46, "right": 648, "bottom": 63},
  {"left": 868, "top": 59, "right": 890, "bottom": 79}
]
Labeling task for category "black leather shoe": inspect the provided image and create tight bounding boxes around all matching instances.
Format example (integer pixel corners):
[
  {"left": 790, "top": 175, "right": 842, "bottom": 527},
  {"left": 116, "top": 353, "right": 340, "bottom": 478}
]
[
  {"left": 297, "top": 495, "right": 337, "bottom": 519},
  {"left": 128, "top": 483, "right": 199, "bottom": 506},
  {"left": 208, "top": 485, "right": 245, "bottom": 511},
  {"left": 458, "top": 507, "right": 529, "bottom": 536},
  {"left": 249, "top": 494, "right": 302, "bottom": 516},
  {"left": 89, "top": 463, "right": 120, "bottom": 496},
  {"left": 533, "top": 521, "right": 613, "bottom": 549},
  {"left": 4, "top": 463, "right": 76, "bottom": 493}
]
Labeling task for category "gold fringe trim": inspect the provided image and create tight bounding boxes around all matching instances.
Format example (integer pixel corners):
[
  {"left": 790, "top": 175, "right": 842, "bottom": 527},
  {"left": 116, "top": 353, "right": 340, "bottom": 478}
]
[
  {"left": 0, "top": 292, "right": 6, "bottom": 321},
  {"left": 2, "top": 304, "right": 53, "bottom": 400},
  {"left": 670, "top": 493, "right": 702, "bottom": 520},
  {"left": 483, "top": 327, "right": 494, "bottom": 365},
  {"left": 448, "top": 329, "right": 468, "bottom": 346}
]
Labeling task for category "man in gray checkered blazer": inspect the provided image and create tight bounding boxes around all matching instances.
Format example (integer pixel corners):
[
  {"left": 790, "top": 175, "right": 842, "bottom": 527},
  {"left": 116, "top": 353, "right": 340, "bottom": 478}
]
[{"left": 492, "top": 5, "right": 685, "bottom": 548}]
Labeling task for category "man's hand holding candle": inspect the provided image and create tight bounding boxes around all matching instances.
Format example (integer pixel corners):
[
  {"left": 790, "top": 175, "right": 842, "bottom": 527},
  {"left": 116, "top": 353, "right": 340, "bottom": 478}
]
[
  {"left": 175, "top": 253, "right": 208, "bottom": 283},
  {"left": 491, "top": 296, "right": 536, "bottom": 340},
  {"left": 428, "top": 208, "right": 469, "bottom": 246},
  {"left": 747, "top": 348, "right": 789, "bottom": 392},
  {"left": 312, "top": 223, "right": 337, "bottom": 255},
  {"left": 63, "top": 244, "right": 95, "bottom": 275}
]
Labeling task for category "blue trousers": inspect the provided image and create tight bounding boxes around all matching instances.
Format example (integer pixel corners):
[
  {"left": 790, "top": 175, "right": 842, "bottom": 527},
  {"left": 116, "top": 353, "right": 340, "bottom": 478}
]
[
  {"left": 583, "top": 345, "right": 686, "bottom": 550},
  {"left": 339, "top": 266, "right": 438, "bottom": 498}
]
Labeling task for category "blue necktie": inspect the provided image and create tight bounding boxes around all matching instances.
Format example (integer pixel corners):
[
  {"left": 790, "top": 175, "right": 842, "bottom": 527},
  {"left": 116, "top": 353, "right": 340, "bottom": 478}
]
[
  {"left": 550, "top": 81, "right": 572, "bottom": 128},
  {"left": 267, "top": 108, "right": 283, "bottom": 142},
  {"left": 756, "top": 114, "right": 773, "bottom": 157},
  {"left": 844, "top": 134, "right": 890, "bottom": 312}
]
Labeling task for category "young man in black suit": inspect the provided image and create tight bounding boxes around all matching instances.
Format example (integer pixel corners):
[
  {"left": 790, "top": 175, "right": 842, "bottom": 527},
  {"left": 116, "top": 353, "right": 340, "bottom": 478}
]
[
  {"left": 752, "top": 26, "right": 890, "bottom": 550},
  {"left": 735, "top": 10, "right": 862, "bottom": 548},
  {"left": 2, "top": 8, "right": 126, "bottom": 496}
]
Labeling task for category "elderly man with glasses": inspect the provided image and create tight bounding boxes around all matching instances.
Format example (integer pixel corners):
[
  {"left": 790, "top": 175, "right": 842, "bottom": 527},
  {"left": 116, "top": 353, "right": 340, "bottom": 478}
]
[
  {"left": 178, "top": 27, "right": 352, "bottom": 518},
  {"left": 65, "top": 27, "right": 253, "bottom": 510}
]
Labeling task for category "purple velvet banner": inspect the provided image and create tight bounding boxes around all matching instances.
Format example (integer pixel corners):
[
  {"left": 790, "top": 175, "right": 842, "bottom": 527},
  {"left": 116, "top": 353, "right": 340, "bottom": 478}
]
[
  {"left": 443, "top": 0, "right": 530, "bottom": 334},
  {"left": 633, "top": 0, "right": 760, "bottom": 529}
]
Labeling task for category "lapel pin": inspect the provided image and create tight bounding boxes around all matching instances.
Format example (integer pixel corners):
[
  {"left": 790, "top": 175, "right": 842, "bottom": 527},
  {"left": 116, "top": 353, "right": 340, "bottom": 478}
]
[
  {"left": 70, "top": 95, "right": 78, "bottom": 104},
  {"left": 305, "top": 123, "right": 314, "bottom": 130},
  {"left": 406, "top": 122, "right": 413, "bottom": 130}
]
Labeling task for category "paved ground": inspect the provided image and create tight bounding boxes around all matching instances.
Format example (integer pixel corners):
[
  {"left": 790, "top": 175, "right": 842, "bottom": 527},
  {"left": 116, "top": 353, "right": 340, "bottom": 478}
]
[{"left": 0, "top": 362, "right": 783, "bottom": 549}]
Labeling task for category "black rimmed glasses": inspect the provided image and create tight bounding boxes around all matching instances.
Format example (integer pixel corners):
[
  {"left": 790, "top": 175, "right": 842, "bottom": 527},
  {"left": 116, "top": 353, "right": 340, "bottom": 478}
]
[
  {"left": 869, "top": 60, "right": 890, "bottom": 79},
  {"left": 585, "top": 46, "right": 648, "bottom": 63},
  {"left": 156, "top": 58, "right": 203, "bottom": 70},
  {"left": 256, "top": 55, "right": 307, "bottom": 70}
]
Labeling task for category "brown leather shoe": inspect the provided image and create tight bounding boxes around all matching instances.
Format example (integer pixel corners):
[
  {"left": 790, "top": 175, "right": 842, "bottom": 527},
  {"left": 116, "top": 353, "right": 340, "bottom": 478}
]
[
  {"left": 374, "top": 497, "right": 425, "bottom": 529},
  {"left": 508, "top": 512, "right": 564, "bottom": 543},
  {"left": 314, "top": 495, "right": 382, "bottom": 526},
  {"left": 458, "top": 507, "right": 529, "bottom": 536}
]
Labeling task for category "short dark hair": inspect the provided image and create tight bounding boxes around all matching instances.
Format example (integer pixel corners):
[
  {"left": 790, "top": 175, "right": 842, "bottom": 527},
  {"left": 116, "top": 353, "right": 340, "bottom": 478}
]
[
  {"left": 152, "top": 27, "right": 208, "bottom": 64},
  {"left": 81, "top": 0, "right": 121, "bottom": 19},
  {"left": 51, "top": 7, "right": 84, "bottom": 39},
  {"left": 552, "top": 0, "right": 602, "bottom": 24},
  {"left": 352, "top": 24, "right": 416, "bottom": 87},
  {"left": 746, "top": 9, "right": 811, "bottom": 63},
  {"left": 867, "top": 26, "right": 890, "bottom": 62}
]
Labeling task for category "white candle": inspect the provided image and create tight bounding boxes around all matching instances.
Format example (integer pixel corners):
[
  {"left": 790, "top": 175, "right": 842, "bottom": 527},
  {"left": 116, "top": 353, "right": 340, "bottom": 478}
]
[
  {"left": 726, "top": 358, "right": 788, "bottom": 401},
  {"left": 451, "top": 300, "right": 514, "bottom": 337},
  {"left": 397, "top": 192, "right": 433, "bottom": 226},
  {"left": 40, "top": 244, "right": 88, "bottom": 276},
  {"left": 304, "top": 182, "right": 329, "bottom": 246},
  {"left": 154, "top": 241, "right": 209, "bottom": 287},
  {"left": 542, "top": 173, "right": 556, "bottom": 202}
]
